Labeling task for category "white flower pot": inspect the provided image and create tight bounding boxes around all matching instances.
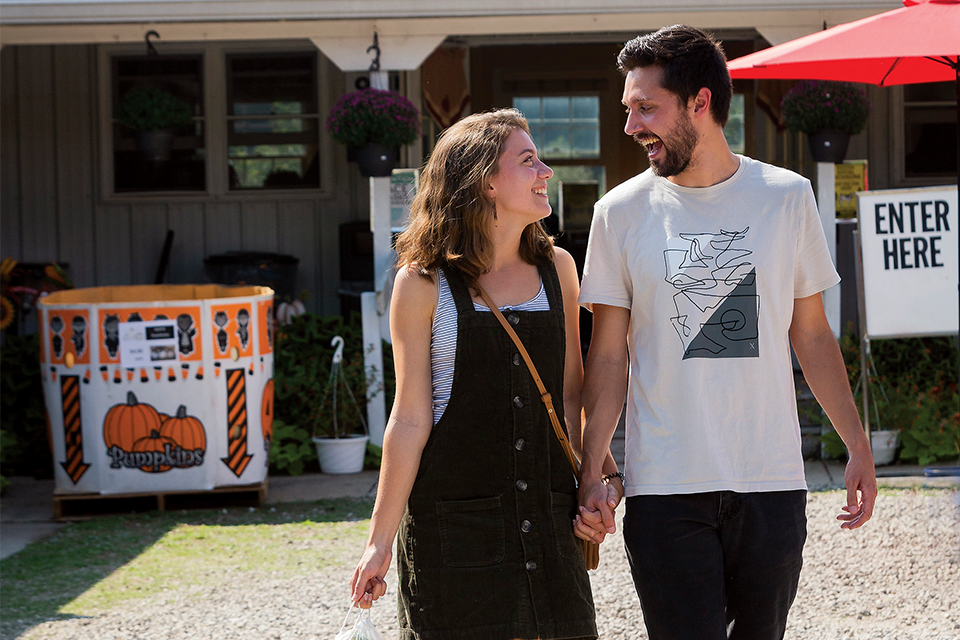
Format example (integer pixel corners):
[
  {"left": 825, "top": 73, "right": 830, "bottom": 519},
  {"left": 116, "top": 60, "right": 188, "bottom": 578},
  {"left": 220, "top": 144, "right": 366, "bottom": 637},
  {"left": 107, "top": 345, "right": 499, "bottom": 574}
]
[
  {"left": 312, "top": 435, "right": 369, "bottom": 474},
  {"left": 871, "top": 429, "right": 900, "bottom": 466}
]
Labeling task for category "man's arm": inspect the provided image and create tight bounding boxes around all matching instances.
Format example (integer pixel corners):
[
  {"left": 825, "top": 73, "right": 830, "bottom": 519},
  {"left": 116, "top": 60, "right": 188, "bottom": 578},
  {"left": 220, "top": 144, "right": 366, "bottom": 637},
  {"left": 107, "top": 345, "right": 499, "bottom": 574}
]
[
  {"left": 576, "top": 304, "right": 630, "bottom": 543},
  {"left": 791, "top": 293, "right": 877, "bottom": 529}
]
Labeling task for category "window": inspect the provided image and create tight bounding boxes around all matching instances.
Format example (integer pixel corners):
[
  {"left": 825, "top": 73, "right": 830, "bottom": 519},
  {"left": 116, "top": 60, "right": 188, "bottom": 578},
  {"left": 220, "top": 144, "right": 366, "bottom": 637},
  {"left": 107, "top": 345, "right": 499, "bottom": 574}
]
[
  {"left": 226, "top": 53, "right": 320, "bottom": 190},
  {"left": 112, "top": 55, "right": 205, "bottom": 193},
  {"left": 513, "top": 96, "right": 600, "bottom": 159},
  {"left": 903, "top": 82, "right": 956, "bottom": 179},
  {"left": 724, "top": 94, "right": 746, "bottom": 155},
  {"left": 103, "top": 43, "right": 330, "bottom": 199}
]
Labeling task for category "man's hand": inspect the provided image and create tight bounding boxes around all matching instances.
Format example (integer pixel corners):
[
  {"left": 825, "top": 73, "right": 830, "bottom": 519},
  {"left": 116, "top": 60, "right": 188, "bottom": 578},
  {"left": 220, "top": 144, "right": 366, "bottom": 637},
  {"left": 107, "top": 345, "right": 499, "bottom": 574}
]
[
  {"left": 837, "top": 451, "right": 877, "bottom": 530},
  {"left": 575, "top": 479, "right": 619, "bottom": 543}
]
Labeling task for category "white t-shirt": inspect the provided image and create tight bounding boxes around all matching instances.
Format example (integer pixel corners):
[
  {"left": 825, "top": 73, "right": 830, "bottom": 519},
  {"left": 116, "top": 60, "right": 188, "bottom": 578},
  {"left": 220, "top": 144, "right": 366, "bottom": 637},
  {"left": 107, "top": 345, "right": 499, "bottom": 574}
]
[{"left": 579, "top": 156, "right": 840, "bottom": 496}]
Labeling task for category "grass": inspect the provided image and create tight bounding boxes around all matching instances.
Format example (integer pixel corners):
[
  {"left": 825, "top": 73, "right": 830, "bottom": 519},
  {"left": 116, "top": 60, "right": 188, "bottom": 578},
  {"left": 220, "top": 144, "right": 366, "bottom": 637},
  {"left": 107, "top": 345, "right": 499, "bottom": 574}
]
[{"left": 0, "top": 498, "right": 373, "bottom": 640}]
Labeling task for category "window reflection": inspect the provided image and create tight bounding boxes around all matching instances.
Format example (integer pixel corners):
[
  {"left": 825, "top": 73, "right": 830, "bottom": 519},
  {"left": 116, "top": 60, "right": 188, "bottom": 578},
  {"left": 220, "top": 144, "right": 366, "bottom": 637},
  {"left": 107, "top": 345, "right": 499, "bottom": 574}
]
[
  {"left": 227, "top": 54, "right": 320, "bottom": 190},
  {"left": 514, "top": 96, "right": 601, "bottom": 159}
]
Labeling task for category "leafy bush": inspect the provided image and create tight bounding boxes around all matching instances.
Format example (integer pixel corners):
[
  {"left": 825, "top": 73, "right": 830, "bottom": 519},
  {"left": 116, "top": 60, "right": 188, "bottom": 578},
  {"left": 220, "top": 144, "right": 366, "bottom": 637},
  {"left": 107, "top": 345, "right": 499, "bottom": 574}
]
[
  {"left": 813, "top": 326, "right": 959, "bottom": 465},
  {"left": 781, "top": 80, "right": 871, "bottom": 135},
  {"left": 0, "top": 334, "right": 52, "bottom": 478},
  {"left": 116, "top": 87, "right": 194, "bottom": 132},
  {"left": 270, "top": 312, "right": 395, "bottom": 476}
]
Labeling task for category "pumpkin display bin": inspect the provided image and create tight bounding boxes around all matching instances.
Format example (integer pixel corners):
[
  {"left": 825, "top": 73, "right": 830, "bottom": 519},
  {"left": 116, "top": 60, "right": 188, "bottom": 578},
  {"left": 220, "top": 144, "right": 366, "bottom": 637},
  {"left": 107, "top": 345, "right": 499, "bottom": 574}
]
[{"left": 38, "top": 285, "right": 274, "bottom": 496}]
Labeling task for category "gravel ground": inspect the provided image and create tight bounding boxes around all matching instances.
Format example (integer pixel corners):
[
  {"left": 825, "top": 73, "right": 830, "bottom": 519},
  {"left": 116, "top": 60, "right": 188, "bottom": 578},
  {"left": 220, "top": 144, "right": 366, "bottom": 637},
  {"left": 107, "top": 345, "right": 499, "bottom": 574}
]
[{"left": 13, "top": 489, "right": 960, "bottom": 640}]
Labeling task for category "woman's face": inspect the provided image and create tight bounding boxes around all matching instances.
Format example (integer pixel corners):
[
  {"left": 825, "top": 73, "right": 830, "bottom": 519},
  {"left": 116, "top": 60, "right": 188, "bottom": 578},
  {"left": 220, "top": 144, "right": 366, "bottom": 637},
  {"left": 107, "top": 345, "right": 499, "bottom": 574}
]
[{"left": 487, "top": 129, "right": 554, "bottom": 225}]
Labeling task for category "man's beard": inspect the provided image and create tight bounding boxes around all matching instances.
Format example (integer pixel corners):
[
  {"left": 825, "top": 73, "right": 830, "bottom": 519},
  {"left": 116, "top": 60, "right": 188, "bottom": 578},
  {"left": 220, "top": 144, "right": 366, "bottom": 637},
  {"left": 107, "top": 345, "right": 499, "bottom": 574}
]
[{"left": 635, "top": 110, "right": 699, "bottom": 178}]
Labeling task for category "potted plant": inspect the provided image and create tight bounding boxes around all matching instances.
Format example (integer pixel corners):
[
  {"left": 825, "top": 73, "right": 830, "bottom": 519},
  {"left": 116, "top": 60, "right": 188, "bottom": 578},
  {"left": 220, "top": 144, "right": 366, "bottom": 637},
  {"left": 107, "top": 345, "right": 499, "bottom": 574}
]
[
  {"left": 780, "top": 80, "right": 871, "bottom": 164},
  {"left": 115, "top": 86, "right": 194, "bottom": 161},
  {"left": 273, "top": 314, "right": 383, "bottom": 474},
  {"left": 310, "top": 338, "right": 371, "bottom": 474},
  {"left": 326, "top": 88, "right": 420, "bottom": 177}
]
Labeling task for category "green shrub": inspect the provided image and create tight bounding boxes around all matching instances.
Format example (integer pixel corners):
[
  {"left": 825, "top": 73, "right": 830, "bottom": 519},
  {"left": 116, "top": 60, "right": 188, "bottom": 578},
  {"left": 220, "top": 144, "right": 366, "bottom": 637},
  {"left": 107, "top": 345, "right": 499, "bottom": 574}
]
[
  {"left": 815, "top": 326, "right": 959, "bottom": 465},
  {"left": 0, "top": 334, "right": 52, "bottom": 478},
  {"left": 270, "top": 313, "right": 395, "bottom": 476}
]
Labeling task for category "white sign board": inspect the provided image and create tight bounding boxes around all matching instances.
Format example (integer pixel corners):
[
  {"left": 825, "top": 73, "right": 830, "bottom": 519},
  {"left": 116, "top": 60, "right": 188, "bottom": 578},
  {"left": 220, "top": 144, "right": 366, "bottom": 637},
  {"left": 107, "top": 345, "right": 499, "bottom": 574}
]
[
  {"left": 857, "top": 186, "right": 959, "bottom": 338},
  {"left": 118, "top": 320, "right": 179, "bottom": 369}
]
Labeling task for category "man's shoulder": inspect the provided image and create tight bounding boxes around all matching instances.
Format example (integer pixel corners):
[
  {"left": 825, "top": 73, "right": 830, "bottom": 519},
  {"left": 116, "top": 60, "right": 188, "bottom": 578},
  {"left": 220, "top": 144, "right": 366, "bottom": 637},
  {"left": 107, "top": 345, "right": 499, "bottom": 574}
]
[
  {"left": 597, "top": 169, "right": 656, "bottom": 210},
  {"left": 740, "top": 155, "right": 811, "bottom": 192}
]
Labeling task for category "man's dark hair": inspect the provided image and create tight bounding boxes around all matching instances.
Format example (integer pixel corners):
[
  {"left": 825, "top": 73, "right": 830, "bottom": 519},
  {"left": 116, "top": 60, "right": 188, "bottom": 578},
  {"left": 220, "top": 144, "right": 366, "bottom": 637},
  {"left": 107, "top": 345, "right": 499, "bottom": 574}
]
[{"left": 618, "top": 25, "right": 732, "bottom": 127}]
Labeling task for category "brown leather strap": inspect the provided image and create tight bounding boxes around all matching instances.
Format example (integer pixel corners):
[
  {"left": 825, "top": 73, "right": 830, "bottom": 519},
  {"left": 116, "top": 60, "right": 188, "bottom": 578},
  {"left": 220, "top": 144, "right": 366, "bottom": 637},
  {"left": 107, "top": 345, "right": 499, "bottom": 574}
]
[{"left": 477, "top": 285, "right": 580, "bottom": 481}]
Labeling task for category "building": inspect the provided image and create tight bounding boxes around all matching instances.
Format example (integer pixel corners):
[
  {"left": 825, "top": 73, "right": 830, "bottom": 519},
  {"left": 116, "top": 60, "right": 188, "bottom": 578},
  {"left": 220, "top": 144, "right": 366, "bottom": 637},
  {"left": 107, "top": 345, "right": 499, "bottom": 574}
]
[{"left": 2, "top": 0, "right": 956, "bottom": 317}]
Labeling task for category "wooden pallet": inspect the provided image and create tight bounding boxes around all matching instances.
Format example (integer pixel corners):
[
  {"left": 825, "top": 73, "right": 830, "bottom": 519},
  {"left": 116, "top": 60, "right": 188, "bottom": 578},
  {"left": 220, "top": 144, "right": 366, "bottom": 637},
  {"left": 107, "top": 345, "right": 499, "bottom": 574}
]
[{"left": 53, "top": 479, "right": 268, "bottom": 520}]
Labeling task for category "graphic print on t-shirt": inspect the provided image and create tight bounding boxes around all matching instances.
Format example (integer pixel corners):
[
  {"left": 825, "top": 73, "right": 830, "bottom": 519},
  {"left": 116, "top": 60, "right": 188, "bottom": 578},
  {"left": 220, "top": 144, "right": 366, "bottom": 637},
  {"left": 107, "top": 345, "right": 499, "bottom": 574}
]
[{"left": 663, "top": 227, "right": 759, "bottom": 359}]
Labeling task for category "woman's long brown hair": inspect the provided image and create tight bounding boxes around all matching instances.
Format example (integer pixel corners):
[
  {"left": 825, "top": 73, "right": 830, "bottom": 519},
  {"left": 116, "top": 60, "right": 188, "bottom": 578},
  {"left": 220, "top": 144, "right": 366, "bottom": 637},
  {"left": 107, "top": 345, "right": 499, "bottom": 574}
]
[{"left": 394, "top": 108, "right": 554, "bottom": 288}]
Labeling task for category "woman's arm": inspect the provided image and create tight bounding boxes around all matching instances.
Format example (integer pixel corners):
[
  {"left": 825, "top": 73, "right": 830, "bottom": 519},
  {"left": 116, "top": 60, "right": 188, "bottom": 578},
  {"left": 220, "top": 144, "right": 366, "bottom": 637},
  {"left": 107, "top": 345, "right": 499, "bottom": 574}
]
[{"left": 350, "top": 266, "right": 437, "bottom": 607}]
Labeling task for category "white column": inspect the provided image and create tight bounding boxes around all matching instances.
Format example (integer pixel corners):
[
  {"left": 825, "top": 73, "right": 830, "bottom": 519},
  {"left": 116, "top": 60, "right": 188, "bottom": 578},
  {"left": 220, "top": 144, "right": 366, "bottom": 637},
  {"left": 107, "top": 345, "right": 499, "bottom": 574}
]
[
  {"left": 816, "top": 162, "right": 841, "bottom": 338},
  {"left": 361, "top": 175, "right": 394, "bottom": 448},
  {"left": 361, "top": 291, "right": 386, "bottom": 447}
]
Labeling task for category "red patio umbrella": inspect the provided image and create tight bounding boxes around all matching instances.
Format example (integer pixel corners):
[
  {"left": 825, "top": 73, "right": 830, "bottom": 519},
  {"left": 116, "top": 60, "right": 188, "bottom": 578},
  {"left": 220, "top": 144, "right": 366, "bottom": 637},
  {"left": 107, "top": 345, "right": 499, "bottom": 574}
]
[
  {"left": 727, "top": 0, "right": 960, "bottom": 187},
  {"left": 727, "top": 0, "right": 959, "bottom": 87}
]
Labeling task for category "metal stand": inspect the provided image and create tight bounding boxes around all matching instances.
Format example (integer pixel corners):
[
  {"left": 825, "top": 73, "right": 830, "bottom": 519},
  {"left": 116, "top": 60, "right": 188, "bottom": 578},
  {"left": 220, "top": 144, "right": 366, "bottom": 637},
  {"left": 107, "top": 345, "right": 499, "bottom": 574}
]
[
  {"left": 852, "top": 228, "right": 871, "bottom": 439},
  {"left": 319, "top": 336, "right": 368, "bottom": 439}
]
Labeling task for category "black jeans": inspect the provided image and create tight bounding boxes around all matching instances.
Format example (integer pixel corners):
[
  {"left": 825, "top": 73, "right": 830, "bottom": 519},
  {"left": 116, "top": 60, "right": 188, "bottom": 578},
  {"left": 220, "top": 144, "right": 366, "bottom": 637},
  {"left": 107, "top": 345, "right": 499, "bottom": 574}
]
[{"left": 623, "top": 491, "right": 807, "bottom": 640}]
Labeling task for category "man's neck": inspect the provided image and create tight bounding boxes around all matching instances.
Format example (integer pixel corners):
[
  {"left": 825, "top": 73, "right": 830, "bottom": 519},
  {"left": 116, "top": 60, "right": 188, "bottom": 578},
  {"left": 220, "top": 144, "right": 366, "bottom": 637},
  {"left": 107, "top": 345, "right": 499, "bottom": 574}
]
[{"left": 666, "top": 133, "right": 741, "bottom": 188}]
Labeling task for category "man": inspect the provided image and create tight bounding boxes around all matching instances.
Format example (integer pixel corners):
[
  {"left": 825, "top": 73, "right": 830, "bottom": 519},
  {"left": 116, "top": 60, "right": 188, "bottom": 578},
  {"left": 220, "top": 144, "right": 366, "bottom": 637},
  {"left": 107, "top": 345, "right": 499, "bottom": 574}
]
[{"left": 575, "top": 25, "right": 877, "bottom": 640}]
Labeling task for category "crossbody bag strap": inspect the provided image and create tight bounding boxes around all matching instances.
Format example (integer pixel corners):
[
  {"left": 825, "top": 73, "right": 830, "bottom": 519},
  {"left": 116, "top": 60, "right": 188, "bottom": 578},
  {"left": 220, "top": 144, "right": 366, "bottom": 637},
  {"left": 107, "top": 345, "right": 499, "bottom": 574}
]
[{"left": 477, "top": 285, "right": 581, "bottom": 481}]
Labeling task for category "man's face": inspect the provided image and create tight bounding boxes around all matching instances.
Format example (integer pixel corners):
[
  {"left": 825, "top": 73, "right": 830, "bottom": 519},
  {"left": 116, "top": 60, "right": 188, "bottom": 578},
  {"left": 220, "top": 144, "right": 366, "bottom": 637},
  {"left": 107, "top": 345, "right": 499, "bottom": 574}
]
[{"left": 621, "top": 66, "right": 700, "bottom": 180}]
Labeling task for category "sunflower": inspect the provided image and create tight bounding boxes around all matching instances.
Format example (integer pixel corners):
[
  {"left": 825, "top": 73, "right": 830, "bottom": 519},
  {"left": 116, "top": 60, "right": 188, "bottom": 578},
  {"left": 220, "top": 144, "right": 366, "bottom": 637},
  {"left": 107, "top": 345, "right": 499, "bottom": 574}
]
[{"left": 0, "top": 296, "right": 14, "bottom": 330}]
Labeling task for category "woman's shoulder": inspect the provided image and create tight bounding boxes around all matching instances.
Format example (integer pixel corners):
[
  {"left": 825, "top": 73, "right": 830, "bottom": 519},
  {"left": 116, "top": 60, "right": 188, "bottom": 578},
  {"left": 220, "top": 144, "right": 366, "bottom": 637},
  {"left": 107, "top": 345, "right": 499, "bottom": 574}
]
[{"left": 394, "top": 263, "right": 439, "bottom": 309}]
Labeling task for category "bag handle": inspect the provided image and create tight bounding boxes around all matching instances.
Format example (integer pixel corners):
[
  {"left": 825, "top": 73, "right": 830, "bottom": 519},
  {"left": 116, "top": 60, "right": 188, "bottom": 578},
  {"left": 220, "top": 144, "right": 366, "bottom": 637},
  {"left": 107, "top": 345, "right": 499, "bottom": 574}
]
[{"left": 476, "top": 285, "right": 580, "bottom": 481}]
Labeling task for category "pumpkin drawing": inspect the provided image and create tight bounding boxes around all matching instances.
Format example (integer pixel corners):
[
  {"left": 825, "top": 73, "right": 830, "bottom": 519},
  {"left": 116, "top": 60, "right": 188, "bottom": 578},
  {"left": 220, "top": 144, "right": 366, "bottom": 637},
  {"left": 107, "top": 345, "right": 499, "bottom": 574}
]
[
  {"left": 160, "top": 405, "right": 206, "bottom": 452},
  {"left": 103, "top": 391, "right": 163, "bottom": 452},
  {"left": 131, "top": 429, "right": 176, "bottom": 472},
  {"left": 261, "top": 378, "right": 274, "bottom": 442}
]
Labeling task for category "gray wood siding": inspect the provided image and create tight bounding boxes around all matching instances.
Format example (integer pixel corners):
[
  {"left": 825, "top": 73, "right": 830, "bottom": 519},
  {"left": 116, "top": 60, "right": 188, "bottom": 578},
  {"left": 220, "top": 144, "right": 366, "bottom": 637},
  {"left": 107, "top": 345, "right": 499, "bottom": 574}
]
[{"left": 1, "top": 43, "right": 359, "bottom": 316}]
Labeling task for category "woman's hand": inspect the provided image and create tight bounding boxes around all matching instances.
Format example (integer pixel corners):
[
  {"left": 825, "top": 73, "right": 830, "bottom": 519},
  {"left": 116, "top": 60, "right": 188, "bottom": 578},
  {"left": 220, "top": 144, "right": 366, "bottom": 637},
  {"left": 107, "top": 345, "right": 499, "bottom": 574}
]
[{"left": 350, "top": 543, "right": 393, "bottom": 609}]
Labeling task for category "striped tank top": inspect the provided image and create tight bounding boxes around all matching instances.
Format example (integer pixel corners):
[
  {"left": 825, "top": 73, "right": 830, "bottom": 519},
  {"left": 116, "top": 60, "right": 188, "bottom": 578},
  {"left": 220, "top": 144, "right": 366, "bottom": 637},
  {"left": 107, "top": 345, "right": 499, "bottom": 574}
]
[{"left": 431, "top": 269, "right": 550, "bottom": 425}]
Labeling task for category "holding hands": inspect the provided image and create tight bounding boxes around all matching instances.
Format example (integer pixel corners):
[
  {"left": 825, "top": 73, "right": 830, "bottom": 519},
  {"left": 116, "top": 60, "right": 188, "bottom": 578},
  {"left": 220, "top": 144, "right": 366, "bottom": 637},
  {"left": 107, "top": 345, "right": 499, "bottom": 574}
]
[{"left": 574, "top": 475, "right": 624, "bottom": 544}]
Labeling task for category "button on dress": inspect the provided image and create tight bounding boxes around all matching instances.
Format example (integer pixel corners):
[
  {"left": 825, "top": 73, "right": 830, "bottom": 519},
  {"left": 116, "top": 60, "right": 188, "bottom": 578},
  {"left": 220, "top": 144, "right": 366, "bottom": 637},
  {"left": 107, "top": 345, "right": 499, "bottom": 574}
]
[{"left": 396, "top": 262, "right": 597, "bottom": 640}]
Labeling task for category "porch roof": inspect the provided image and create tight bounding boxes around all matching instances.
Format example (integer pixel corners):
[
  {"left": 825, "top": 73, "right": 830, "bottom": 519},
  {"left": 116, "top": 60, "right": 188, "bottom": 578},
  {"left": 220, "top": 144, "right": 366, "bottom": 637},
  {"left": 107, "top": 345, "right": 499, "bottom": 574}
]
[{"left": 0, "top": 0, "right": 902, "bottom": 58}]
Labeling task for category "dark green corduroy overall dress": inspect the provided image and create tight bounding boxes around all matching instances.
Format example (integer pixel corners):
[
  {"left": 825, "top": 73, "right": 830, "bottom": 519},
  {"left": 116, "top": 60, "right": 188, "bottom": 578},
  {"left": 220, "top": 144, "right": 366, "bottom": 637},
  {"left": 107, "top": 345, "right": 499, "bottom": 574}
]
[{"left": 396, "top": 262, "right": 597, "bottom": 640}]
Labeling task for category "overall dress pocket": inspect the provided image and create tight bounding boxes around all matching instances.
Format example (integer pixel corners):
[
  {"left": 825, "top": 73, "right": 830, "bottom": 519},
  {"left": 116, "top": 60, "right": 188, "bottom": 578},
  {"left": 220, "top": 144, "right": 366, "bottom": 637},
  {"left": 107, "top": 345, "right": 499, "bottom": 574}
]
[
  {"left": 551, "top": 491, "right": 583, "bottom": 560},
  {"left": 436, "top": 496, "right": 506, "bottom": 567}
]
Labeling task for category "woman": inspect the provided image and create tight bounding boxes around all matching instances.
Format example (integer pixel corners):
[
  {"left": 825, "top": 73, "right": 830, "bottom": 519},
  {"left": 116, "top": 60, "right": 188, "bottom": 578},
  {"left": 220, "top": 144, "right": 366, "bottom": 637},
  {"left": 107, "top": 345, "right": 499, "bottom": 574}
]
[{"left": 349, "top": 109, "right": 622, "bottom": 640}]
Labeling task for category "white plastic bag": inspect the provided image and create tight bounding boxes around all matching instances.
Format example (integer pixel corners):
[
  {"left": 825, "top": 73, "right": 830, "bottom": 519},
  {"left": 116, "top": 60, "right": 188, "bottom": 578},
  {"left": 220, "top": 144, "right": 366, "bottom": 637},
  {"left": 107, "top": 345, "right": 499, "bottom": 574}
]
[{"left": 334, "top": 605, "right": 384, "bottom": 640}]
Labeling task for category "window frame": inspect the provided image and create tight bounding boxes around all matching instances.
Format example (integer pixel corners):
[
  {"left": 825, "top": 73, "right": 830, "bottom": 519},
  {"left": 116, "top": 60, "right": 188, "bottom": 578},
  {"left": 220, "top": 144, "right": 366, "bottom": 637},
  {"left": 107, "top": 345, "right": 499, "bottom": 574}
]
[
  {"left": 97, "top": 40, "right": 335, "bottom": 202},
  {"left": 892, "top": 82, "right": 958, "bottom": 187}
]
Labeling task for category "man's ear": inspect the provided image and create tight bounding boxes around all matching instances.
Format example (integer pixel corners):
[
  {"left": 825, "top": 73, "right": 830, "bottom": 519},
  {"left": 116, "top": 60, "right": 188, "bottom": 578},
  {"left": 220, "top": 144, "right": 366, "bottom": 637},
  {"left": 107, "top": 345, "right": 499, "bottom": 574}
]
[{"left": 691, "top": 87, "right": 712, "bottom": 119}]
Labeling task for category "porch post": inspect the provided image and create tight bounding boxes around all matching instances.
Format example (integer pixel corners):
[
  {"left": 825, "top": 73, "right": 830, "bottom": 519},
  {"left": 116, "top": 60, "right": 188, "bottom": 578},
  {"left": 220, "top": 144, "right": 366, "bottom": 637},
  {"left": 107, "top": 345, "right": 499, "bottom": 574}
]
[{"left": 816, "top": 161, "right": 841, "bottom": 338}]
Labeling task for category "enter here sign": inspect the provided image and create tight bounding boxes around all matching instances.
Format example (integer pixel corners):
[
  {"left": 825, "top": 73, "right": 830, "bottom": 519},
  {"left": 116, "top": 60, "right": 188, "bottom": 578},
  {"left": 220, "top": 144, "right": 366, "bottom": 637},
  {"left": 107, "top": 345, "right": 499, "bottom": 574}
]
[{"left": 858, "top": 186, "right": 958, "bottom": 339}]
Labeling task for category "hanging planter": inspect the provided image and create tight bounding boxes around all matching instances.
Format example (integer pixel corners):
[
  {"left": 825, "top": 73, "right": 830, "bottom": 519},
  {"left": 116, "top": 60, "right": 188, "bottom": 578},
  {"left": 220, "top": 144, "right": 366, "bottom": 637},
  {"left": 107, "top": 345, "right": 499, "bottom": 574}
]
[
  {"left": 312, "top": 434, "right": 369, "bottom": 474},
  {"left": 115, "top": 86, "right": 194, "bottom": 162},
  {"left": 353, "top": 143, "right": 400, "bottom": 177},
  {"left": 780, "top": 80, "right": 870, "bottom": 164},
  {"left": 326, "top": 87, "right": 420, "bottom": 176},
  {"left": 135, "top": 130, "right": 176, "bottom": 162},
  {"left": 871, "top": 429, "right": 900, "bottom": 466},
  {"left": 807, "top": 129, "right": 852, "bottom": 164},
  {"left": 310, "top": 335, "right": 371, "bottom": 474}
]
